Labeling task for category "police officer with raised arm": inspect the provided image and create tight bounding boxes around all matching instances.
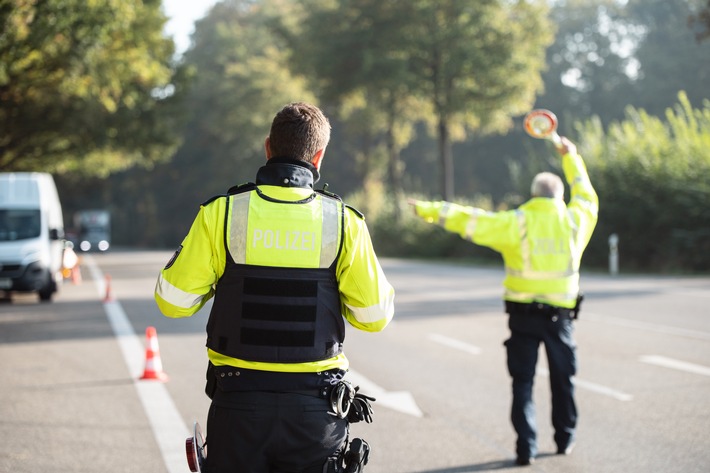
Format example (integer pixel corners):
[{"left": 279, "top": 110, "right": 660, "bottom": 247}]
[
  {"left": 155, "top": 102, "right": 395, "bottom": 473},
  {"left": 409, "top": 136, "right": 598, "bottom": 466}
]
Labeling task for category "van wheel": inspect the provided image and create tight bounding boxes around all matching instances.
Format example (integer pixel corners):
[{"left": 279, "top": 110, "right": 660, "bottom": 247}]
[{"left": 38, "top": 280, "right": 55, "bottom": 302}]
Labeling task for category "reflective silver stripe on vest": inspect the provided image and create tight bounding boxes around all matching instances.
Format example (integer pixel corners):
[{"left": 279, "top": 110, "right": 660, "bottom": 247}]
[
  {"left": 505, "top": 267, "right": 577, "bottom": 279},
  {"left": 571, "top": 194, "right": 596, "bottom": 211},
  {"left": 504, "top": 289, "right": 579, "bottom": 303},
  {"left": 464, "top": 208, "right": 486, "bottom": 240},
  {"left": 155, "top": 273, "right": 208, "bottom": 309},
  {"left": 516, "top": 209, "right": 530, "bottom": 267},
  {"left": 567, "top": 208, "right": 581, "bottom": 266},
  {"left": 567, "top": 208, "right": 579, "bottom": 234},
  {"left": 438, "top": 202, "right": 452, "bottom": 227},
  {"left": 320, "top": 197, "right": 339, "bottom": 268},
  {"left": 229, "top": 193, "right": 251, "bottom": 264}
]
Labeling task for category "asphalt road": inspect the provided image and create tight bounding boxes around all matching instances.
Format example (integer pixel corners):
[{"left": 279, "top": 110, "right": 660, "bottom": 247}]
[{"left": 1, "top": 250, "right": 709, "bottom": 473}]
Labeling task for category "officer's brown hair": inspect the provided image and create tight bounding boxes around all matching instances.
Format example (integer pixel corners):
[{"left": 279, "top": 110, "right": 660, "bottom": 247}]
[{"left": 268, "top": 103, "right": 331, "bottom": 163}]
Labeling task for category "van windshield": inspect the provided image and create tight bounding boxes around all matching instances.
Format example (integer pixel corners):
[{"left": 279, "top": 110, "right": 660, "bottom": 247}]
[{"left": 0, "top": 209, "right": 41, "bottom": 241}]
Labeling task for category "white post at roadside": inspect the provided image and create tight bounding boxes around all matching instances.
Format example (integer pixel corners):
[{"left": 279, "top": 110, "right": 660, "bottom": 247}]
[{"left": 608, "top": 233, "right": 619, "bottom": 276}]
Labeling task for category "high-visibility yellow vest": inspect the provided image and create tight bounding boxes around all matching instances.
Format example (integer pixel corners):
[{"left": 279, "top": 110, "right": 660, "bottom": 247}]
[
  {"left": 415, "top": 151, "right": 598, "bottom": 309},
  {"left": 156, "top": 182, "right": 394, "bottom": 372}
]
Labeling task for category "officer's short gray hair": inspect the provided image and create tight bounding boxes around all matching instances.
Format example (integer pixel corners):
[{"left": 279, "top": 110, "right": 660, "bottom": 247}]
[{"left": 531, "top": 172, "right": 564, "bottom": 199}]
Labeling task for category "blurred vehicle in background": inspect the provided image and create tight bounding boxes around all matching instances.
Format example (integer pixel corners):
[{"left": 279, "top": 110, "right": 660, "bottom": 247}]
[
  {"left": 0, "top": 173, "right": 65, "bottom": 302},
  {"left": 74, "top": 209, "right": 111, "bottom": 252}
]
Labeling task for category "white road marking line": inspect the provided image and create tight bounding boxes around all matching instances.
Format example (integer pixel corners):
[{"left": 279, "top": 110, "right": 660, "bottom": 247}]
[
  {"left": 345, "top": 370, "right": 424, "bottom": 418},
  {"left": 573, "top": 378, "right": 634, "bottom": 401},
  {"left": 536, "top": 367, "right": 634, "bottom": 401},
  {"left": 639, "top": 355, "right": 710, "bottom": 377},
  {"left": 428, "top": 333, "right": 482, "bottom": 355},
  {"left": 85, "top": 255, "right": 189, "bottom": 473},
  {"left": 585, "top": 313, "right": 710, "bottom": 341},
  {"left": 428, "top": 331, "right": 633, "bottom": 402}
]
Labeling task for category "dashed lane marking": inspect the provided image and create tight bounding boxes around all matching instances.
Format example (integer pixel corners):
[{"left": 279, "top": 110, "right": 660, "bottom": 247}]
[
  {"left": 535, "top": 367, "right": 634, "bottom": 401},
  {"left": 639, "top": 355, "right": 710, "bottom": 377},
  {"left": 429, "top": 331, "right": 634, "bottom": 401},
  {"left": 585, "top": 313, "right": 710, "bottom": 341},
  {"left": 428, "top": 333, "right": 482, "bottom": 355}
]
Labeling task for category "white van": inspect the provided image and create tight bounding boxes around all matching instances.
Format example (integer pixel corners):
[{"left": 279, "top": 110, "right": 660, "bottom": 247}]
[{"left": 0, "top": 173, "right": 65, "bottom": 302}]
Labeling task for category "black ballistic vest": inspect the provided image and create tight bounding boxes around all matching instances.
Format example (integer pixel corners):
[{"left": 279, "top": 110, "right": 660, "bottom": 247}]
[{"left": 205, "top": 184, "right": 346, "bottom": 364}]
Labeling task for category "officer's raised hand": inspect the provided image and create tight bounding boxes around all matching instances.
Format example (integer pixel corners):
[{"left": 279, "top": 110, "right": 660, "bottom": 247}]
[{"left": 556, "top": 136, "right": 577, "bottom": 156}]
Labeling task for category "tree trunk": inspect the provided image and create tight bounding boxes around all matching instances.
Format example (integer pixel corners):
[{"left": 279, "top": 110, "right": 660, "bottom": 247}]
[
  {"left": 386, "top": 107, "right": 403, "bottom": 221},
  {"left": 438, "top": 115, "right": 454, "bottom": 201}
]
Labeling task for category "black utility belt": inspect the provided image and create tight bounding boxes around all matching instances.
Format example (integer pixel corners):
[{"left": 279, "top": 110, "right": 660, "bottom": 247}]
[
  {"left": 207, "top": 362, "right": 344, "bottom": 397},
  {"left": 505, "top": 301, "right": 575, "bottom": 319}
]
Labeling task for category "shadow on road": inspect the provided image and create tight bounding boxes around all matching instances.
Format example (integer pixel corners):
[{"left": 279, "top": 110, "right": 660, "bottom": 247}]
[
  {"left": 412, "top": 458, "right": 515, "bottom": 472},
  {"left": 412, "top": 452, "right": 558, "bottom": 472}
]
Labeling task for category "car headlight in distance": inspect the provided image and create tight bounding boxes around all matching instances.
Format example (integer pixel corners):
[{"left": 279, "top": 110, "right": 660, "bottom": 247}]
[
  {"left": 98, "top": 241, "right": 110, "bottom": 251},
  {"left": 80, "top": 241, "right": 91, "bottom": 252}
]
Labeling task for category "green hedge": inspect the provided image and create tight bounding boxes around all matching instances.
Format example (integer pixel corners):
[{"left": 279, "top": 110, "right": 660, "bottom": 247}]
[{"left": 580, "top": 92, "right": 710, "bottom": 272}]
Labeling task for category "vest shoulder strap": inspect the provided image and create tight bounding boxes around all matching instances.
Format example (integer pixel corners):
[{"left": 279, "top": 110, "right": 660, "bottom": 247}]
[
  {"left": 315, "top": 188, "right": 364, "bottom": 220},
  {"left": 228, "top": 182, "right": 257, "bottom": 195},
  {"left": 344, "top": 203, "right": 364, "bottom": 220},
  {"left": 200, "top": 183, "right": 256, "bottom": 207}
]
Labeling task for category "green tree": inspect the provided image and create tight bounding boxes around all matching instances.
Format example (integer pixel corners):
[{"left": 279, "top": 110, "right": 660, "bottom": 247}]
[
  {"left": 403, "top": 0, "right": 553, "bottom": 200},
  {"left": 535, "top": 0, "right": 641, "bottom": 126},
  {"left": 291, "top": 0, "right": 428, "bottom": 216},
  {"left": 0, "top": 0, "right": 183, "bottom": 176},
  {"left": 149, "top": 0, "right": 318, "bottom": 245},
  {"left": 627, "top": 0, "right": 710, "bottom": 116},
  {"left": 293, "top": 0, "right": 554, "bottom": 202},
  {"left": 689, "top": 0, "right": 710, "bottom": 41}
]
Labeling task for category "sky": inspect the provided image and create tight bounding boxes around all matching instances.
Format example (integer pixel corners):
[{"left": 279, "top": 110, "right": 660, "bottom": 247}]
[{"left": 162, "top": 0, "right": 220, "bottom": 55}]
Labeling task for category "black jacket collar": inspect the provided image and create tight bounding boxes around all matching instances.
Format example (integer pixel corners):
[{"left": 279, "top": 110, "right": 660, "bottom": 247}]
[{"left": 255, "top": 157, "right": 320, "bottom": 188}]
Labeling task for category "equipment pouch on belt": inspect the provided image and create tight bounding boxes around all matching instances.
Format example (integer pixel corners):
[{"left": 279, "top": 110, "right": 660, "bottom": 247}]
[
  {"left": 205, "top": 362, "right": 217, "bottom": 400},
  {"left": 572, "top": 293, "right": 584, "bottom": 320},
  {"left": 342, "top": 438, "right": 370, "bottom": 473},
  {"left": 321, "top": 438, "right": 371, "bottom": 473}
]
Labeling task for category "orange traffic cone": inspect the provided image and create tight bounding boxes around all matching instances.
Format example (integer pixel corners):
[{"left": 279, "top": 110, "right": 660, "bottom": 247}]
[
  {"left": 103, "top": 274, "right": 113, "bottom": 302},
  {"left": 71, "top": 265, "right": 82, "bottom": 285},
  {"left": 140, "top": 326, "right": 168, "bottom": 381}
]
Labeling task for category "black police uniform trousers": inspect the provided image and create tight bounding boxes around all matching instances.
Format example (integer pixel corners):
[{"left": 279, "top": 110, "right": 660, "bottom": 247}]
[
  {"left": 203, "top": 389, "right": 348, "bottom": 473},
  {"left": 504, "top": 306, "right": 577, "bottom": 460}
]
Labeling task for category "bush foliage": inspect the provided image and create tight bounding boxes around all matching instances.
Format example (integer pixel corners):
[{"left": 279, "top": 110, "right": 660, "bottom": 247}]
[{"left": 580, "top": 92, "right": 710, "bottom": 272}]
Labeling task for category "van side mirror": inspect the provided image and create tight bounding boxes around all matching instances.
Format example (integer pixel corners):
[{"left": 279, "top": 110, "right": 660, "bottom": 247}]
[{"left": 49, "top": 228, "right": 64, "bottom": 240}]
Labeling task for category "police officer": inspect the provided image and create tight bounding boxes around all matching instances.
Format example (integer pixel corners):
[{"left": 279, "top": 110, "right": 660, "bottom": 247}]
[
  {"left": 155, "top": 102, "right": 395, "bottom": 472},
  {"left": 409, "top": 136, "right": 598, "bottom": 466}
]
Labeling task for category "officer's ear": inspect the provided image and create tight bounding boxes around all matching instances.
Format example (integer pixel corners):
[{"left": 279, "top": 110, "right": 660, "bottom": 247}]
[
  {"left": 312, "top": 148, "right": 325, "bottom": 170},
  {"left": 264, "top": 137, "right": 272, "bottom": 160}
]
